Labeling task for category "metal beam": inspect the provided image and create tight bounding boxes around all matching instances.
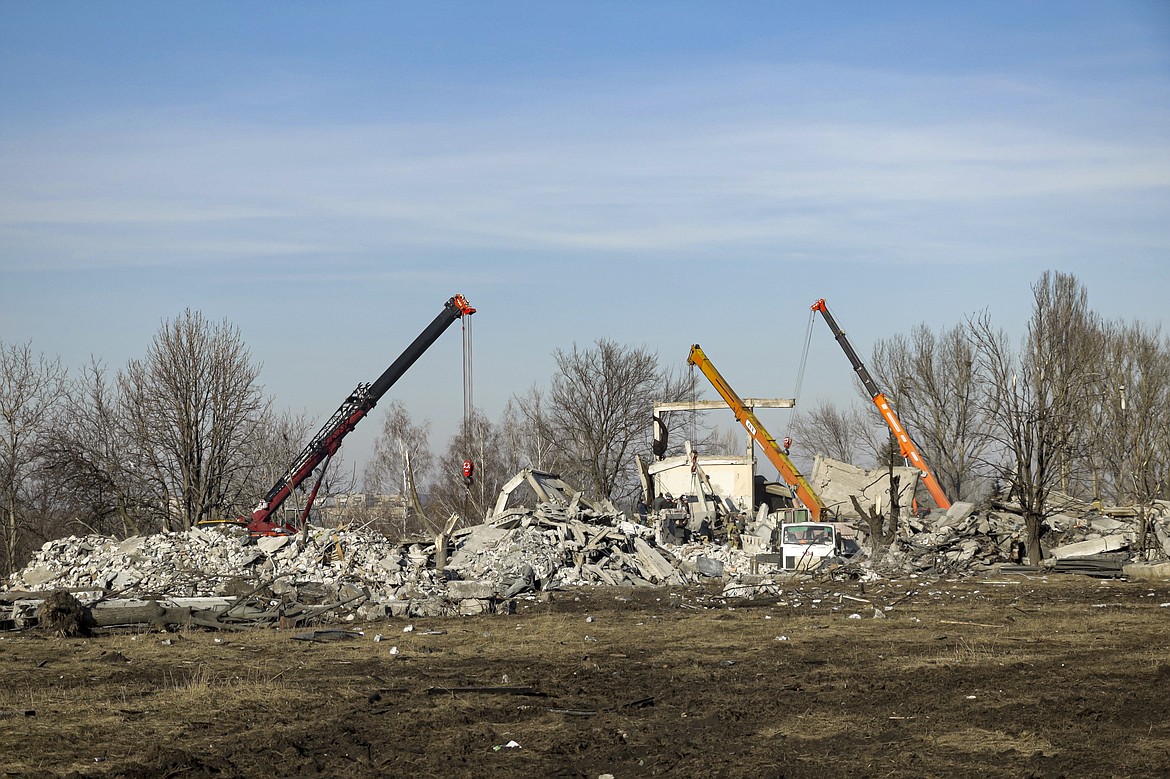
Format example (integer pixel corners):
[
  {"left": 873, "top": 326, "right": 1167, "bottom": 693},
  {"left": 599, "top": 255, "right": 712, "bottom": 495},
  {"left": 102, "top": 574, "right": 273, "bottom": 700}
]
[{"left": 654, "top": 398, "right": 795, "bottom": 414}]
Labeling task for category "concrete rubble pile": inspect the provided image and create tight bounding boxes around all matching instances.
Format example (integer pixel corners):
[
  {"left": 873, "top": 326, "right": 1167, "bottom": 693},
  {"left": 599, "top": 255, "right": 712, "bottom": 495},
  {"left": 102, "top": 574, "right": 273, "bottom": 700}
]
[
  {"left": 862, "top": 495, "right": 1170, "bottom": 578},
  {"left": 6, "top": 525, "right": 451, "bottom": 624},
  {"left": 451, "top": 509, "right": 688, "bottom": 589},
  {"left": 4, "top": 493, "right": 729, "bottom": 625},
  {"left": 5, "top": 475, "right": 1170, "bottom": 629}
]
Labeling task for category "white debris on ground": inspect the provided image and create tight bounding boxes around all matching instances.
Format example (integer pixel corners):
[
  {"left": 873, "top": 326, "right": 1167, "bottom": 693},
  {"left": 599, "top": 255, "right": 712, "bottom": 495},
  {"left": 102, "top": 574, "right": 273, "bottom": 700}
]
[
  {"left": 866, "top": 495, "right": 1170, "bottom": 578},
  {"left": 5, "top": 499, "right": 715, "bottom": 620},
  {"left": 5, "top": 490, "right": 1170, "bottom": 627}
]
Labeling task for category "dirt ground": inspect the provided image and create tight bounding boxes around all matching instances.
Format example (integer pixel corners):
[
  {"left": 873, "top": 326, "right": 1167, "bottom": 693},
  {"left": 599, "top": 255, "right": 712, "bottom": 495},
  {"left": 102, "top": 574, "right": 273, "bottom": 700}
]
[{"left": 2, "top": 575, "right": 1170, "bottom": 778}]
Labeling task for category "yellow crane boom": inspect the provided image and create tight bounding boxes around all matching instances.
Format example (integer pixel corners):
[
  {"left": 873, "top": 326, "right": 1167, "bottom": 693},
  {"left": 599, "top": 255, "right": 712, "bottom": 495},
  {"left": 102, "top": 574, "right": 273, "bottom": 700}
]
[{"left": 687, "top": 344, "right": 826, "bottom": 520}]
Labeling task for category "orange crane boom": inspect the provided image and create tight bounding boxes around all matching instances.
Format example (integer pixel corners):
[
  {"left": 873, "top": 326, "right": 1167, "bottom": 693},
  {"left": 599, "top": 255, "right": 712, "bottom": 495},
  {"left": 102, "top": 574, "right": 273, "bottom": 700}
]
[
  {"left": 687, "top": 344, "right": 826, "bottom": 520},
  {"left": 810, "top": 298, "right": 951, "bottom": 510}
]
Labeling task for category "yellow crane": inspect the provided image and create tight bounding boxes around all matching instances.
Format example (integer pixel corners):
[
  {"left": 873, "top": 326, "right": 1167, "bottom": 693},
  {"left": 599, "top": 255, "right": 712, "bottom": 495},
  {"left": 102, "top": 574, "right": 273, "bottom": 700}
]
[{"left": 687, "top": 344, "right": 827, "bottom": 520}]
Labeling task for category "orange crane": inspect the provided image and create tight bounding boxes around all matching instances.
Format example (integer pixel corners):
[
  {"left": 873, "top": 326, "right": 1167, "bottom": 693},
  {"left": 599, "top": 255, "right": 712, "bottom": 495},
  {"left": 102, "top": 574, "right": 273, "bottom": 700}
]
[
  {"left": 810, "top": 298, "right": 951, "bottom": 510},
  {"left": 687, "top": 344, "right": 827, "bottom": 520}
]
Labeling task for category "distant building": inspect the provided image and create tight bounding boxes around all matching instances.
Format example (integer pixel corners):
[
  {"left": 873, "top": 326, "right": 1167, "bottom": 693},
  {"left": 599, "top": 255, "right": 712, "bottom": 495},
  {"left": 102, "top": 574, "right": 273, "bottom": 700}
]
[{"left": 314, "top": 492, "right": 409, "bottom": 527}]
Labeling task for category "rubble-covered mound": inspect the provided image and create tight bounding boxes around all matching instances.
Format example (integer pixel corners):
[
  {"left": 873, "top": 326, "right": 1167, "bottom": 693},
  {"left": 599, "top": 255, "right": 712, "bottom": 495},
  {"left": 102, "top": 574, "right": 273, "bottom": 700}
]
[
  {"left": 6, "top": 502, "right": 746, "bottom": 621},
  {"left": 9, "top": 524, "right": 445, "bottom": 612},
  {"left": 6, "top": 493, "right": 1170, "bottom": 629},
  {"left": 859, "top": 496, "right": 1170, "bottom": 577}
]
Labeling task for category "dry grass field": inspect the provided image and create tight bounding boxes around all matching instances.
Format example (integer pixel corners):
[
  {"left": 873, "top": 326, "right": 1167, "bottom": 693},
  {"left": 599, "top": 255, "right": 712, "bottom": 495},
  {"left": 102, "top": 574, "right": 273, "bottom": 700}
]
[{"left": 2, "top": 575, "right": 1169, "bottom": 778}]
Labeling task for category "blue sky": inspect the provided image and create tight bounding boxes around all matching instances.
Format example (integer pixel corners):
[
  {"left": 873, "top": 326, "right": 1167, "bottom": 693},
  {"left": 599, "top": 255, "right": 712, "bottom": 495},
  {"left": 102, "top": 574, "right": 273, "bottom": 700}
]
[{"left": 2, "top": 1, "right": 1168, "bottom": 474}]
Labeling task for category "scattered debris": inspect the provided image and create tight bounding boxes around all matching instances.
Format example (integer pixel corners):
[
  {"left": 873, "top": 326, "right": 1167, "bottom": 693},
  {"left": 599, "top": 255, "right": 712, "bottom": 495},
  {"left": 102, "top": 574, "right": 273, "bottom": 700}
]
[
  {"left": 427, "top": 685, "right": 546, "bottom": 697},
  {"left": 292, "top": 629, "right": 365, "bottom": 642},
  {"left": 0, "top": 710, "right": 36, "bottom": 719},
  {"left": 4, "top": 470, "right": 1169, "bottom": 631}
]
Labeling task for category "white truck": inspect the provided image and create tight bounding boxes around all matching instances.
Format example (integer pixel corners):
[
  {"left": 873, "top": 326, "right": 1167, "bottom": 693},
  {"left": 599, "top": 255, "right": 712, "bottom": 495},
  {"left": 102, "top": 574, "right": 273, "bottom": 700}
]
[
  {"left": 741, "top": 511, "right": 859, "bottom": 571},
  {"left": 778, "top": 522, "right": 841, "bottom": 571}
]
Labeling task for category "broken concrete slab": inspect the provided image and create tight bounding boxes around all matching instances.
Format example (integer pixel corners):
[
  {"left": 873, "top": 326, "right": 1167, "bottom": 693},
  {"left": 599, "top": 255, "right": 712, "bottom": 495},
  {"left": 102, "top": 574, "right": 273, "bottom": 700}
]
[
  {"left": 256, "top": 535, "right": 292, "bottom": 555},
  {"left": 1047, "top": 534, "right": 1130, "bottom": 560},
  {"left": 939, "top": 501, "right": 976, "bottom": 527},
  {"left": 1088, "top": 516, "right": 1129, "bottom": 533},
  {"left": 694, "top": 556, "right": 724, "bottom": 578},
  {"left": 809, "top": 456, "right": 921, "bottom": 520},
  {"left": 446, "top": 580, "right": 496, "bottom": 600},
  {"left": 19, "top": 568, "right": 59, "bottom": 588},
  {"left": 1122, "top": 562, "right": 1170, "bottom": 580}
]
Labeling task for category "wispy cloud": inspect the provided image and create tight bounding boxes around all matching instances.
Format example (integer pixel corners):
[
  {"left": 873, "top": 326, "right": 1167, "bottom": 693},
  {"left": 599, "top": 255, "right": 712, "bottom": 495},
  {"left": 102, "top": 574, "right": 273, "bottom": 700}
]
[{"left": 2, "top": 62, "right": 1167, "bottom": 271}]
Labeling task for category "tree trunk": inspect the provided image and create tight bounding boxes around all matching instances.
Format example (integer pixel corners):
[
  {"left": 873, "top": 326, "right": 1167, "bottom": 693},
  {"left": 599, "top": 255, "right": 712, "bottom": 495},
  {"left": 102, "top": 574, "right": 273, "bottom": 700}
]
[
  {"left": 1023, "top": 510, "right": 1045, "bottom": 565},
  {"left": 36, "top": 591, "right": 244, "bottom": 636}
]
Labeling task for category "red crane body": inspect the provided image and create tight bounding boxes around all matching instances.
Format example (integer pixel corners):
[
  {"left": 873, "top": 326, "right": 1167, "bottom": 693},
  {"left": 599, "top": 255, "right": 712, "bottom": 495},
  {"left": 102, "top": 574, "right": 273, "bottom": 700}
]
[{"left": 246, "top": 294, "right": 475, "bottom": 535}]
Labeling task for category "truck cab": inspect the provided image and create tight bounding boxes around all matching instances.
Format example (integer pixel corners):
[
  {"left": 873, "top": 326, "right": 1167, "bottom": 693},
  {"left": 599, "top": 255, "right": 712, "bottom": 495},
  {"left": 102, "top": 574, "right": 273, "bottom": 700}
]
[{"left": 779, "top": 522, "right": 840, "bottom": 570}]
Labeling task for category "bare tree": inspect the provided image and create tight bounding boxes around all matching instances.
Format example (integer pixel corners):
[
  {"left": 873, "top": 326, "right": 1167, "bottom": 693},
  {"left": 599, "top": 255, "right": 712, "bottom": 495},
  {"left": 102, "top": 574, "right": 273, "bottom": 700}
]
[
  {"left": 361, "top": 400, "right": 434, "bottom": 536},
  {"left": 46, "top": 360, "right": 147, "bottom": 538},
  {"left": 705, "top": 424, "right": 747, "bottom": 458},
  {"left": 242, "top": 407, "right": 322, "bottom": 525},
  {"left": 1091, "top": 320, "right": 1170, "bottom": 554},
  {"left": 364, "top": 399, "right": 434, "bottom": 497},
  {"left": 789, "top": 399, "right": 870, "bottom": 466},
  {"left": 429, "top": 408, "right": 509, "bottom": 527},
  {"left": 871, "top": 323, "right": 989, "bottom": 502},
  {"left": 117, "top": 310, "right": 268, "bottom": 530},
  {"left": 0, "top": 341, "right": 66, "bottom": 576},
  {"left": 969, "top": 272, "right": 1101, "bottom": 564},
  {"left": 852, "top": 466, "right": 902, "bottom": 556},
  {"left": 537, "top": 339, "right": 689, "bottom": 503},
  {"left": 501, "top": 388, "right": 562, "bottom": 474}
]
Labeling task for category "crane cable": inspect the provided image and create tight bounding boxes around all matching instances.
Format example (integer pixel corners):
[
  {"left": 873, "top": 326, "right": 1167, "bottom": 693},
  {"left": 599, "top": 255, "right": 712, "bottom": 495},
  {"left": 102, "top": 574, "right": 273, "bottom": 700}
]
[
  {"left": 462, "top": 312, "right": 473, "bottom": 429},
  {"left": 789, "top": 308, "right": 817, "bottom": 435},
  {"left": 461, "top": 313, "right": 475, "bottom": 487}
]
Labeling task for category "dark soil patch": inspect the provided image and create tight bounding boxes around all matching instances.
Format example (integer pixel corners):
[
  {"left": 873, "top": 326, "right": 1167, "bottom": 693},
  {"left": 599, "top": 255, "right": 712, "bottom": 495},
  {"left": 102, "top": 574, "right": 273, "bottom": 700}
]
[{"left": 2, "top": 576, "right": 1169, "bottom": 777}]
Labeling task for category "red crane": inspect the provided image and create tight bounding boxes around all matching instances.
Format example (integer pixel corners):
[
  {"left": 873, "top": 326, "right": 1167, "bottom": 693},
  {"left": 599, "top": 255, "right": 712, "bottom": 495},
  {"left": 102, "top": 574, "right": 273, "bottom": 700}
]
[{"left": 246, "top": 294, "right": 475, "bottom": 535}]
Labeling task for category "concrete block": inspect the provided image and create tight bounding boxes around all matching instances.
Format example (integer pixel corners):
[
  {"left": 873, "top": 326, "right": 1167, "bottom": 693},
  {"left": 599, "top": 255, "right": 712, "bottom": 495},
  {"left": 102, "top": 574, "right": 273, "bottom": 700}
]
[
  {"left": 1088, "top": 516, "right": 1128, "bottom": 533},
  {"left": 941, "top": 501, "right": 976, "bottom": 527},
  {"left": 446, "top": 579, "right": 496, "bottom": 600},
  {"left": 695, "top": 556, "right": 725, "bottom": 578},
  {"left": 387, "top": 601, "right": 411, "bottom": 618},
  {"left": 410, "top": 599, "right": 451, "bottom": 618},
  {"left": 1048, "top": 534, "right": 1129, "bottom": 559},
  {"left": 256, "top": 535, "right": 292, "bottom": 554},
  {"left": 111, "top": 571, "right": 142, "bottom": 590},
  {"left": 455, "top": 525, "right": 509, "bottom": 555},
  {"left": 458, "top": 598, "right": 490, "bottom": 616},
  {"left": 356, "top": 603, "right": 389, "bottom": 621},
  {"left": 116, "top": 536, "right": 146, "bottom": 554},
  {"left": 21, "top": 567, "right": 59, "bottom": 587},
  {"left": 1122, "top": 562, "right": 1170, "bottom": 580}
]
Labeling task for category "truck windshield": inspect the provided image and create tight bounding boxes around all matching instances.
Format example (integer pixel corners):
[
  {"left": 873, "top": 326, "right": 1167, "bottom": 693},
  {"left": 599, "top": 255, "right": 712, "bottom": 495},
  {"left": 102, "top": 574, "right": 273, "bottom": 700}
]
[{"left": 784, "top": 526, "right": 834, "bottom": 545}]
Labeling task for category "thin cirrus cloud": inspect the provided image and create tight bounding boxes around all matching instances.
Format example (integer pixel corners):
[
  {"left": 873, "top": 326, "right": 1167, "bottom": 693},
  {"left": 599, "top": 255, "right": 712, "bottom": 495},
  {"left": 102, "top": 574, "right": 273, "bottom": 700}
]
[{"left": 1, "top": 61, "right": 1165, "bottom": 272}]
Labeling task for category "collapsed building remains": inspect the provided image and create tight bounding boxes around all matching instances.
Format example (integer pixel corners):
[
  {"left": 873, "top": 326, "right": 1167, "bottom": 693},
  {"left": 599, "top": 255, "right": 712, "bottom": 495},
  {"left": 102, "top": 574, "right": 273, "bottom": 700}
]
[{"left": 4, "top": 463, "right": 1170, "bottom": 631}]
